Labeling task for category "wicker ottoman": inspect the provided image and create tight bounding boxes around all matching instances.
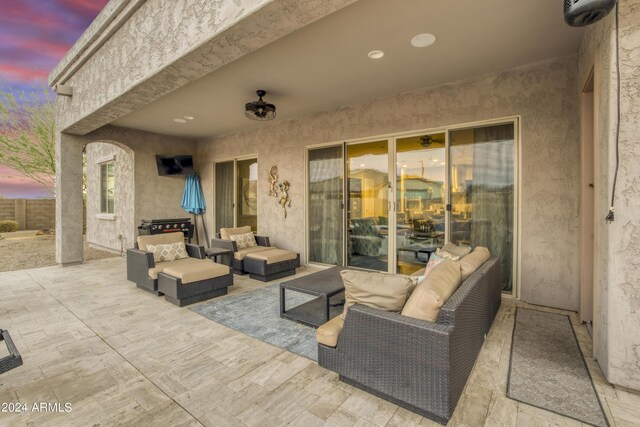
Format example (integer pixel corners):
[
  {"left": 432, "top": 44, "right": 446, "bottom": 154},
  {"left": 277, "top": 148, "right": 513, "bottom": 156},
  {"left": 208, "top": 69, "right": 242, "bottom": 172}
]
[
  {"left": 244, "top": 249, "right": 300, "bottom": 282},
  {"left": 157, "top": 260, "right": 233, "bottom": 307}
]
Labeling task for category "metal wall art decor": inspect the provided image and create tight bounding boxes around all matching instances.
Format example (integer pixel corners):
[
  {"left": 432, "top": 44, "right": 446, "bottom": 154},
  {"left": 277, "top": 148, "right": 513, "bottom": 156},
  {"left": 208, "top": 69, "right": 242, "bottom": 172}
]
[
  {"left": 266, "top": 165, "right": 291, "bottom": 218},
  {"left": 268, "top": 166, "right": 279, "bottom": 197},
  {"left": 279, "top": 180, "right": 291, "bottom": 218}
]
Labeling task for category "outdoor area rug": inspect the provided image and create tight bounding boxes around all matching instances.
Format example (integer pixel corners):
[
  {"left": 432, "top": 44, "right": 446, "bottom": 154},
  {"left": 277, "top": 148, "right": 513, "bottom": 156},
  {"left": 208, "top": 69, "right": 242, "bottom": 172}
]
[
  {"left": 507, "top": 308, "right": 608, "bottom": 427},
  {"left": 190, "top": 284, "right": 318, "bottom": 361}
]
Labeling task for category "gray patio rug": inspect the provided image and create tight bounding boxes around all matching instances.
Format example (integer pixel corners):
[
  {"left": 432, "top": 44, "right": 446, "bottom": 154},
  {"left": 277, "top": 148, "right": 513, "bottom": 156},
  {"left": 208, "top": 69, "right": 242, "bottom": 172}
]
[
  {"left": 508, "top": 308, "right": 608, "bottom": 427},
  {"left": 190, "top": 284, "right": 318, "bottom": 361}
]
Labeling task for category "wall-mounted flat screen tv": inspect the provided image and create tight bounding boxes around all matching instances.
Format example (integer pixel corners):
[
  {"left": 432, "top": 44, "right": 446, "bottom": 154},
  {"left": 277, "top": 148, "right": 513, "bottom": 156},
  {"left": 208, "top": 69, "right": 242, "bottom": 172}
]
[{"left": 155, "top": 155, "right": 196, "bottom": 176}]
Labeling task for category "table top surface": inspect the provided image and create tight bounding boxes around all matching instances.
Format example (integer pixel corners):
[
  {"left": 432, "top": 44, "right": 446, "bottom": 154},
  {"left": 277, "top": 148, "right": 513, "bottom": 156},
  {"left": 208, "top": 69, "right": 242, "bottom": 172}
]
[
  {"left": 280, "top": 266, "right": 347, "bottom": 296},
  {"left": 400, "top": 244, "right": 438, "bottom": 252}
]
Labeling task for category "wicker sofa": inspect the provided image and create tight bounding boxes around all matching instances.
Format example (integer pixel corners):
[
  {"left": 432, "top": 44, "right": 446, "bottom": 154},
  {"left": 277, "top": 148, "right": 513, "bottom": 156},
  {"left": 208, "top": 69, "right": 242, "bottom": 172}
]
[{"left": 318, "top": 257, "right": 501, "bottom": 424}]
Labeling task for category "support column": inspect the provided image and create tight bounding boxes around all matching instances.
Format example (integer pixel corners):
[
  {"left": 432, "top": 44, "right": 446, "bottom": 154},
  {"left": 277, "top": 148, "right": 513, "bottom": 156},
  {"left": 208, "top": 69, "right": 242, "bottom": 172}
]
[{"left": 56, "top": 132, "right": 84, "bottom": 265}]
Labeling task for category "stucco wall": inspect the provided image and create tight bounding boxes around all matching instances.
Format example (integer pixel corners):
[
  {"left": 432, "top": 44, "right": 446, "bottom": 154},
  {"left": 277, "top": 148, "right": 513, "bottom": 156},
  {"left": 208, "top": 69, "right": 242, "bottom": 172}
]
[
  {"left": 86, "top": 142, "right": 135, "bottom": 253},
  {"left": 196, "top": 55, "right": 581, "bottom": 311},
  {"left": 579, "top": 0, "right": 640, "bottom": 390},
  {"left": 83, "top": 126, "right": 198, "bottom": 250}
]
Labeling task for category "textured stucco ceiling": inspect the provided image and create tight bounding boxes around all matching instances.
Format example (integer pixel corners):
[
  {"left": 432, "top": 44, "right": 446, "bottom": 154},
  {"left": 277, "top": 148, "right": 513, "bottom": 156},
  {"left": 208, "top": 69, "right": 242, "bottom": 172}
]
[{"left": 112, "top": 0, "right": 584, "bottom": 138}]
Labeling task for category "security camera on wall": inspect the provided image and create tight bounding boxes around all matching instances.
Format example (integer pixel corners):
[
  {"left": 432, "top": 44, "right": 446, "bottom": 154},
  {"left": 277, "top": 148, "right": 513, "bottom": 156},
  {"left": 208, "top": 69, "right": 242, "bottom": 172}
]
[{"left": 564, "top": 0, "right": 616, "bottom": 27}]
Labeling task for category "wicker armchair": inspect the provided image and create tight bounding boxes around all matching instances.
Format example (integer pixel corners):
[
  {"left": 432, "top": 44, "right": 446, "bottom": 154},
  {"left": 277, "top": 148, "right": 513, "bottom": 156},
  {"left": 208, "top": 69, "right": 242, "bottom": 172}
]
[
  {"left": 127, "top": 232, "right": 232, "bottom": 306},
  {"left": 127, "top": 232, "right": 208, "bottom": 295},
  {"left": 211, "top": 232, "right": 271, "bottom": 275},
  {"left": 318, "top": 257, "right": 501, "bottom": 424}
]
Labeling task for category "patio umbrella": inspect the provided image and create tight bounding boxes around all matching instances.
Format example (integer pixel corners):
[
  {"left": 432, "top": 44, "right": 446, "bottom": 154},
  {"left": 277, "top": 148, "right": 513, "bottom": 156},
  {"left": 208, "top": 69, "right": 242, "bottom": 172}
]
[{"left": 181, "top": 174, "right": 209, "bottom": 246}]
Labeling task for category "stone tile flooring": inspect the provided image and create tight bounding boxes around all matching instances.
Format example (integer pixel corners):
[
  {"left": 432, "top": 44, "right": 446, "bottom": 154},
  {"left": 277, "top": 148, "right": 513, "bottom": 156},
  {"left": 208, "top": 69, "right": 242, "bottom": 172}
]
[{"left": 0, "top": 257, "right": 639, "bottom": 426}]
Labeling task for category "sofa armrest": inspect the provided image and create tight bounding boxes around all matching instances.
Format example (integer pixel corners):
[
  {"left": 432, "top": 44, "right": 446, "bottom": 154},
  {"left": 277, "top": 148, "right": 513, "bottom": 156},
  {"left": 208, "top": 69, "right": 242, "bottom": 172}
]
[
  {"left": 126, "top": 248, "right": 155, "bottom": 284},
  {"left": 211, "top": 238, "right": 237, "bottom": 252},
  {"left": 127, "top": 248, "right": 155, "bottom": 268},
  {"left": 255, "top": 235, "right": 270, "bottom": 247},
  {"left": 330, "top": 305, "right": 455, "bottom": 419},
  {"left": 185, "top": 243, "right": 206, "bottom": 259}
]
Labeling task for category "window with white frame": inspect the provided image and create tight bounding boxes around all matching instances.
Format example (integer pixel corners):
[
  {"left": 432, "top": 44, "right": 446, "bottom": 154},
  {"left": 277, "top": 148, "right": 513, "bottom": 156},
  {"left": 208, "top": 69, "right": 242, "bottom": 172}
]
[{"left": 100, "top": 161, "right": 115, "bottom": 214}]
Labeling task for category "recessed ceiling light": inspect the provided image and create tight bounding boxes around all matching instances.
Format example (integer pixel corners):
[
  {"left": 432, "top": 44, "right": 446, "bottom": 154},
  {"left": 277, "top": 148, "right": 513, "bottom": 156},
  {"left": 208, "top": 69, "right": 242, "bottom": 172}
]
[
  {"left": 360, "top": 164, "right": 366, "bottom": 167},
  {"left": 402, "top": 165, "right": 408, "bottom": 168},
  {"left": 173, "top": 118, "right": 187, "bottom": 123},
  {"left": 368, "top": 50, "right": 384, "bottom": 59},
  {"left": 183, "top": 116, "right": 194, "bottom": 120},
  {"left": 411, "top": 33, "right": 436, "bottom": 48}
]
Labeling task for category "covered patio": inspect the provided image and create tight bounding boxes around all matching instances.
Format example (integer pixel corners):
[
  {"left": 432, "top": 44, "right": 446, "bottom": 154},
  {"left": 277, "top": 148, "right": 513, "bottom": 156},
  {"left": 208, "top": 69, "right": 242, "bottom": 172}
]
[
  {"left": 20, "top": 0, "right": 640, "bottom": 424},
  {"left": 1, "top": 258, "right": 638, "bottom": 426}
]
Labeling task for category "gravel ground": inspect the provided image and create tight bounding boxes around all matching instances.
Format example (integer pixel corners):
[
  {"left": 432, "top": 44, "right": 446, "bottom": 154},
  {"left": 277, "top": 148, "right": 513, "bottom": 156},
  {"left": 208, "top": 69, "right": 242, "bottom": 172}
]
[{"left": 0, "top": 230, "right": 120, "bottom": 272}]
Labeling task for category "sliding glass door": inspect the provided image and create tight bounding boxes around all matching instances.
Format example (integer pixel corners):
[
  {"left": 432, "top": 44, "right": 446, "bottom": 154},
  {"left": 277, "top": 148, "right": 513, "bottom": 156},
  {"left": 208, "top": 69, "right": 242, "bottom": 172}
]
[
  {"left": 236, "top": 158, "right": 258, "bottom": 232},
  {"left": 346, "top": 140, "right": 389, "bottom": 272},
  {"left": 308, "top": 146, "right": 343, "bottom": 265},
  {"left": 215, "top": 161, "right": 234, "bottom": 232},
  {"left": 395, "top": 134, "right": 446, "bottom": 274},
  {"left": 306, "top": 120, "right": 517, "bottom": 293},
  {"left": 449, "top": 123, "right": 515, "bottom": 291},
  {"left": 214, "top": 157, "right": 258, "bottom": 235}
]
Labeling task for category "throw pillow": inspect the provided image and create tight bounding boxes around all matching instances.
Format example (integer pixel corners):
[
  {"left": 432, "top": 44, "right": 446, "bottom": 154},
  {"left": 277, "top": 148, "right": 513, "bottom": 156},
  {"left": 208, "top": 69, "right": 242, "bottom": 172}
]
[
  {"left": 401, "top": 260, "right": 462, "bottom": 322},
  {"left": 436, "top": 247, "right": 461, "bottom": 261},
  {"left": 441, "top": 242, "right": 472, "bottom": 258},
  {"left": 146, "top": 241, "right": 188, "bottom": 263},
  {"left": 173, "top": 241, "right": 188, "bottom": 260},
  {"left": 460, "top": 246, "right": 491, "bottom": 281},
  {"left": 341, "top": 270, "right": 417, "bottom": 319},
  {"left": 417, "top": 254, "right": 445, "bottom": 284},
  {"left": 230, "top": 232, "right": 257, "bottom": 249}
]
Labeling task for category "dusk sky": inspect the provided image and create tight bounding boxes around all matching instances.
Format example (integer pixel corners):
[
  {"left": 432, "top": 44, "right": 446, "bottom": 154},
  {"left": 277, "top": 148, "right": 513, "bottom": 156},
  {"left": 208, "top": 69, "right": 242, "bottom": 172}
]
[{"left": 0, "top": 0, "right": 109, "bottom": 198}]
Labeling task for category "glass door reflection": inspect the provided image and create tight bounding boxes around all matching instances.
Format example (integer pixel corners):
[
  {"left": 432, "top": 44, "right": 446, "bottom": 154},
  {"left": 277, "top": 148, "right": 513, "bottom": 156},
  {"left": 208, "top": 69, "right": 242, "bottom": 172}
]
[
  {"left": 346, "top": 140, "right": 389, "bottom": 271},
  {"left": 395, "top": 134, "right": 446, "bottom": 274},
  {"left": 449, "top": 124, "right": 515, "bottom": 291}
]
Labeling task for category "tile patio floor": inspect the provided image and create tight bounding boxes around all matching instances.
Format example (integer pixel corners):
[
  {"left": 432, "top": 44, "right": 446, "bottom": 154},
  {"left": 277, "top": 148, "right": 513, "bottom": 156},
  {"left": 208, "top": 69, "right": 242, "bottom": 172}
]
[{"left": 0, "top": 258, "right": 639, "bottom": 426}]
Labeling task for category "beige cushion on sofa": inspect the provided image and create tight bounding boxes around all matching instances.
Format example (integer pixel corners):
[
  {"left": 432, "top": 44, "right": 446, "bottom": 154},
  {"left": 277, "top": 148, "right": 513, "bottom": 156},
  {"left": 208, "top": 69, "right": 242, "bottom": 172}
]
[
  {"left": 436, "top": 248, "right": 460, "bottom": 261},
  {"left": 137, "top": 232, "right": 184, "bottom": 252},
  {"left": 401, "top": 260, "right": 461, "bottom": 322},
  {"left": 220, "top": 226, "right": 252, "bottom": 241},
  {"left": 460, "top": 246, "right": 491, "bottom": 281},
  {"left": 245, "top": 248, "right": 297, "bottom": 264},
  {"left": 341, "top": 270, "right": 417, "bottom": 319},
  {"left": 148, "top": 257, "right": 202, "bottom": 280},
  {"left": 162, "top": 260, "right": 229, "bottom": 284},
  {"left": 316, "top": 315, "right": 344, "bottom": 347},
  {"left": 441, "top": 242, "right": 472, "bottom": 258},
  {"left": 234, "top": 246, "right": 272, "bottom": 260}
]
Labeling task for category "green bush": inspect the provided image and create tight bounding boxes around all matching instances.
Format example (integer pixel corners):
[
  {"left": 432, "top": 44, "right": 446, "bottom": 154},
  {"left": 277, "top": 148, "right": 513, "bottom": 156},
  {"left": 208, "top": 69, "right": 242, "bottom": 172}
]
[{"left": 0, "top": 220, "right": 19, "bottom": 233}]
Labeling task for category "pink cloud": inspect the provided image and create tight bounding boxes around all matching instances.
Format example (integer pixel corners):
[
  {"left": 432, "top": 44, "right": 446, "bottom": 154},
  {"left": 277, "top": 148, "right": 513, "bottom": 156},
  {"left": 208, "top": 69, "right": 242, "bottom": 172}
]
[
  {"left": 0, "top": 64, "right": 49, "bottom": 83},
  {"left": 0, "top": 165, "right": 54, "bottom": 199}
]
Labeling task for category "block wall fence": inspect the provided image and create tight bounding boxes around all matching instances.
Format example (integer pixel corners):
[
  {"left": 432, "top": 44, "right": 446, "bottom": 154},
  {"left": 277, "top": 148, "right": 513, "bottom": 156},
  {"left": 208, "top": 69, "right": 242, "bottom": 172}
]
[{"left": 0, "top": 199, "right": 56, "bottom": 230}]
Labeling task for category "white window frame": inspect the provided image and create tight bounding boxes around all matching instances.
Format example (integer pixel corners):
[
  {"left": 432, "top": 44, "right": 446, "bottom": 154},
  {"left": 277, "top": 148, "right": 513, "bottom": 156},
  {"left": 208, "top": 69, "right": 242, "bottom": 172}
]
[{"left": 99, "top": 161, "right": 115, "bottom": 215}]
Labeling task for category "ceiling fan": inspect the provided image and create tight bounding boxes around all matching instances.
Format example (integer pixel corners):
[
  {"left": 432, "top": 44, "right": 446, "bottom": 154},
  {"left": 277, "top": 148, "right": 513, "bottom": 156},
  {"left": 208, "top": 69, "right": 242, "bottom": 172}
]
[{"left": 420, "top": 134, "right": 445, "bottom": 148}]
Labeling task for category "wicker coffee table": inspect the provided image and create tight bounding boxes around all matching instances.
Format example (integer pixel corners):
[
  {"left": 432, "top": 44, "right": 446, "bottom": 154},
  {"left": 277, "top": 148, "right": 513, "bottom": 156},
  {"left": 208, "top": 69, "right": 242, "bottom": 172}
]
[{"left": 279, "top": 266, "right": 346, "bottom": 328}]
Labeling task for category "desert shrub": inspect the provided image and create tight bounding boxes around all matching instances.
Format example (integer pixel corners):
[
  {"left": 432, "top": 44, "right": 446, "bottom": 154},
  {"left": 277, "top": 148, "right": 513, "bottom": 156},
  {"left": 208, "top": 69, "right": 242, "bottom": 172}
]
[{"left": 0, "top": 220, "right": 18, "bottom": 232}]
